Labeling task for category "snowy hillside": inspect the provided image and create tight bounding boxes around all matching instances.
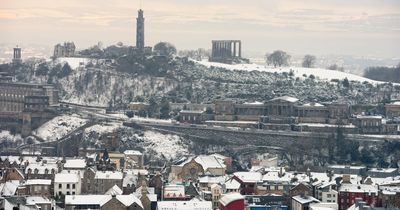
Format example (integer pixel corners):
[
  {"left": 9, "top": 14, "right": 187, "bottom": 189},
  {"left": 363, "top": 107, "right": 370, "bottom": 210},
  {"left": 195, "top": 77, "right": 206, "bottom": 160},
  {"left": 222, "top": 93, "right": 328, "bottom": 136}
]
[
  {"left": 56, "top": 57, "right": 91, "bottom": 69},
  {"left": 195, "top": 60, "right": 383, "bottom": 84},
  {"left": 33, "top": 114, "right": 88, "bottom": 141},
  {"left": 138, "top": 131, "right": 188, "bottom": 159},
  {"left": 0, "top": 131, "right": 23, "bottom": 143}
]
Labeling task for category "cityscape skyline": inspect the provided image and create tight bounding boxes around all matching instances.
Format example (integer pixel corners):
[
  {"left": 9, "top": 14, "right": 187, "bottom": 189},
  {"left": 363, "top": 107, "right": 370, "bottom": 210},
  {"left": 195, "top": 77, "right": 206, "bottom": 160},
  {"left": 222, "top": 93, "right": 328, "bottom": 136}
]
[{"left": 0, "top": 0, "right": 400, "bottom": 59}]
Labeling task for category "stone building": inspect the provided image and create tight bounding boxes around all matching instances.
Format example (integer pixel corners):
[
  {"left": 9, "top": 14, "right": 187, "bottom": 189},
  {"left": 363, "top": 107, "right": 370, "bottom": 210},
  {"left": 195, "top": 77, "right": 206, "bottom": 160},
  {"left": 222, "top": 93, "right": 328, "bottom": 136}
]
[
  {"left": 179, "top": 110, "right": 205, "bottom": 124},
  {"left": 124, "top": 150, "right": 144, "bottom": 169},
  {"left": 353, "top": 115, "right": 383, "bottom": 134},
  {"left": 24, "top": 179, "right": 52, "bottom": 197},
  {"left": 82, "top": 167, "right": 123, "bottom": 194},
  {"left": 53, "top": 42, "right": 76, "bottom": 58},
  {"left": 385, "top": 101, "right": 400, "bottom": 119},
  {"left": 215, "top": 100, "right": 236, "bottom": 121}
]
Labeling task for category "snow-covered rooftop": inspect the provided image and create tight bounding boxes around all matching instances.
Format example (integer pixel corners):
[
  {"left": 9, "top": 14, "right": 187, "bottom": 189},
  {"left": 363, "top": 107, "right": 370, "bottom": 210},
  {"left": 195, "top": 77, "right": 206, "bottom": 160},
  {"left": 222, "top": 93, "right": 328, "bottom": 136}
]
[
  {"left": 25, "top": 179, "right": 52, "bottom": 185},
  {"left": 234, "top": 172, "right": 262, "bottom": 183},
  {"left": 65, "top": 195, "right": 111, "bottom": 206},
  {"left": 292, "top": 195, "right": 320, "bottom": 204},
  {"left": 105, "top": 185, "right": 123, "bottom": 195},
  {"left": 95, "top": 171, "right": 123, "bottom": 180},
  {"left": 0, "top": 181, "right": 19, "bottom": 196},
  {"left": 64, "top": 159, "right": 86, "bottom": 169},
  {"left": 219, "top": 193, "right": 244, "bottom": 206},
  {"left": 339, "top": 184, "right": 378, "bottom": 193},
  {"left": 194, "top": 155, "right": 226, "bottom": 171},
  {"left": 54, "top": 173, "right": 80, "bottom": 183},
  {"left": 225, "top": 178, "right": 241, "bottom": 190}
]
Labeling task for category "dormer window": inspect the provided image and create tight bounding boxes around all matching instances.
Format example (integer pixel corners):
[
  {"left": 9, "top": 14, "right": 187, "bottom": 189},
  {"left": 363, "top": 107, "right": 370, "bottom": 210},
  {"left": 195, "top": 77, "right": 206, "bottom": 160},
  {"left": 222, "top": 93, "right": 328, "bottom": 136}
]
[
  {"left": 28, "top": 168, "right": 32, "bottom": 174},
  {"left": 45, "top": 168, "right": 49, "bottom": 174},
  {"left": 34, "top": 168, "right": 39, "bottom": 174}
]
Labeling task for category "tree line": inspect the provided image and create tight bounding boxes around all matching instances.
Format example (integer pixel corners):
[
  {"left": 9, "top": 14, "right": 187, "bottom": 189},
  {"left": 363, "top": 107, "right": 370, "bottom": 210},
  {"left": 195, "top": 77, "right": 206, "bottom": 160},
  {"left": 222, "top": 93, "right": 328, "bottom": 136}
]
[{"left": 364, "top": 63, "right": 400, "bottom": 83}]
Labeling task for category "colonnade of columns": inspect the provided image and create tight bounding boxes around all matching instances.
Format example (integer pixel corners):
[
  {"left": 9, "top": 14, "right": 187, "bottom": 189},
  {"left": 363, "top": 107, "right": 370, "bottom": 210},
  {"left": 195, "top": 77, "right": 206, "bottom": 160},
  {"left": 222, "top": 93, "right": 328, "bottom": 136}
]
[{"left": 211, "top": 40, "right": 241, "bottom": 58}]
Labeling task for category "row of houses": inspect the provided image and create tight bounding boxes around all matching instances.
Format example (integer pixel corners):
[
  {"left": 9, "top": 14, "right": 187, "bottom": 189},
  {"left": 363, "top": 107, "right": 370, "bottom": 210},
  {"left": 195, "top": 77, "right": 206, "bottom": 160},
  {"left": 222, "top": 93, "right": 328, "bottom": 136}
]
[
  {"left": 1, "top": 149, "right": 399, "bottom": 210},
  {"left": 174, "top": 96, "right": 400, "bottom": 135}
]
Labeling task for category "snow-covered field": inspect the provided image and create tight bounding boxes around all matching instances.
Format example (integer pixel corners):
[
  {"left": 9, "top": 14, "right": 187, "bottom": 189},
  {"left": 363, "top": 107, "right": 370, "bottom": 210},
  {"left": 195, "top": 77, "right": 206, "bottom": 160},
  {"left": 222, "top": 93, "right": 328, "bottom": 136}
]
[
  {"left": 33, "top": 114, "right": 88, "bottom": 141},
  {"left": 195, "top": 60, "right": 384, "bottom": 84},
  {"left": 138, "top": 131, "right": 188, "bottom": 159}
]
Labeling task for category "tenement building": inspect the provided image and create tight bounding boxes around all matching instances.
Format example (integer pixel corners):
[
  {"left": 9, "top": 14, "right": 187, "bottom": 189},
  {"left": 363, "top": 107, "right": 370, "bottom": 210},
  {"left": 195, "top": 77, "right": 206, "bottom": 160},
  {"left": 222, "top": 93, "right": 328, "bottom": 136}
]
[
  {"left": 0, "top": 81, "right": 59, "bottom": 136},
  {"left": 0, "top": 82, "right": 58, "bottom": 113}
]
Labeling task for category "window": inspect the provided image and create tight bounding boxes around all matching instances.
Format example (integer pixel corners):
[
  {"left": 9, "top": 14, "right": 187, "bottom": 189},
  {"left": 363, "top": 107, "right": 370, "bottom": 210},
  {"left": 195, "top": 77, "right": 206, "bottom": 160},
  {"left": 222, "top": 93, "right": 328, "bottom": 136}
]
[
  {"left": 72, "top": 191, "right": 75, "bottom": 195},
  {"left": 66, "top": 191, "right": 70, "bottom": 195},
  {"left": 72, "top": 184, "right": 75, "bottom": 189},
  {"left": 58, "top": 191, "right": 62, "bottom": 196},
  {"left": 59, "top": 184, "right": 62, "bottom": 189},
  {"left": 327, "top": 194, "right": 331, "bottom": 198},
  {"left": 67, "top": 184, "right": 70, "bottom": 189}
]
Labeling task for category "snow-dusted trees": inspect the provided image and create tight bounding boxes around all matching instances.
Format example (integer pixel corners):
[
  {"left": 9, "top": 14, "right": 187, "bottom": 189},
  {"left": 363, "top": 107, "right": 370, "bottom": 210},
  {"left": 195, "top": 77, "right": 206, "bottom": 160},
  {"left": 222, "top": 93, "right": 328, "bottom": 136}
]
[
  {"left": 302, "top": 55, "right": 316, "bottom": 68},
  {"left": 265, "top": 50, "right": 291, "bottom": 67}
]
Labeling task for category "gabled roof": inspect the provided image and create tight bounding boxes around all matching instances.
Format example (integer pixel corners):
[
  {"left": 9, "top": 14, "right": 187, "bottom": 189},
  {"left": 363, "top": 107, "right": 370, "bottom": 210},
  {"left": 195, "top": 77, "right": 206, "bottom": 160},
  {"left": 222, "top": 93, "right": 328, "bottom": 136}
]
[
  {"left": 225, "top": 178, "right": 241, "bottom": 190},
  {"left": 105, "top": 184, "right": 123, "bottom": 195},
  {"left": 115, "top": 194, "right": 143, "bottom": 208}
]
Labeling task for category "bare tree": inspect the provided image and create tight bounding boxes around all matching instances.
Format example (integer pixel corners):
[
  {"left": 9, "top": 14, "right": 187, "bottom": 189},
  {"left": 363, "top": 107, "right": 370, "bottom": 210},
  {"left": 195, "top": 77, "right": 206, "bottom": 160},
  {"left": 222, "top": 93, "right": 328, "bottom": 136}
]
[
  {"left": 302, "top": 55, "right": 316, "bottom": 68},
  {"left": 328, "top": 64, "right": 344, "bottom": 72},
  {"left": 265, "top": 50, "right": 291, "bottom": 67}
]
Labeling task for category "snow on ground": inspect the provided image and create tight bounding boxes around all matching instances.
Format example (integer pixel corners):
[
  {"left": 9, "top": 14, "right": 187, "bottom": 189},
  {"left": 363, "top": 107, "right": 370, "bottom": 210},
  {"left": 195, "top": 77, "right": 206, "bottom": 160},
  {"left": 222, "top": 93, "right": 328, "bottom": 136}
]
[
  {"left": 56, "top": 57, "right": 90, "bottom": 69},
  {"left": 129, "top": 116, "right": 174, "bottom": 124},
  {"left": 0, "top": 131, "right": 23, "bottom": 143},
  {"left": 195, "top": 60, "right": 385, "bottom": 84},
  {"left": 138, "top": 131, "right": 188, "bottom": 159},
  {"left": 33, "top": 114, "right": 88, "bottom": 141}
]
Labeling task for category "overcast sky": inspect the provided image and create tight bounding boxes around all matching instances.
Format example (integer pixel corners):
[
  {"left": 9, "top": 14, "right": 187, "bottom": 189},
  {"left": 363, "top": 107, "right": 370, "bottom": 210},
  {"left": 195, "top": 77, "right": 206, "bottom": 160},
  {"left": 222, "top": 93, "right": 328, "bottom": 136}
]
[{"left": 1, "top": 0, "right": 399, "bottom": 58}]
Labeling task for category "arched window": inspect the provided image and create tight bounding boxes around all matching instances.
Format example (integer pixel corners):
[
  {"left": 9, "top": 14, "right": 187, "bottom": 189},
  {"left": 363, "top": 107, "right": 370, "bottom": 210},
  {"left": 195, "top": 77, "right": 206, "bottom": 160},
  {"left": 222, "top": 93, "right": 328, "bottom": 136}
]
[
  {"left": 44, "top": 168, "right": 49, "bottom": 174},
  {"left": 34, "top": 168, "right": 39, "bottom": 174}
]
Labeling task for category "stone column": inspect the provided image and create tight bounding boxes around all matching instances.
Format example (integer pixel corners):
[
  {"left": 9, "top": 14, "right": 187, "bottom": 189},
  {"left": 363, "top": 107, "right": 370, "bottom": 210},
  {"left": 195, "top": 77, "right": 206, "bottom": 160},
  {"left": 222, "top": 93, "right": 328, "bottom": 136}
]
[
  {"left": 238, "top": 41, "right": 242, "bottom": 57},
  {"left": 228, "top": 41, "right": 232, "bottom": 57},
  {"left": 233, "top": 41, "right": 237, "bottom": 57},
  {"left": 218, "top": 42, "right": 222, "bottom": 57}
]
